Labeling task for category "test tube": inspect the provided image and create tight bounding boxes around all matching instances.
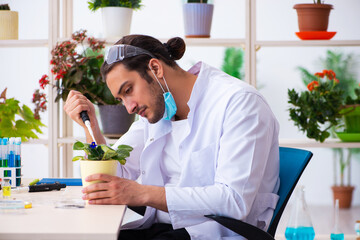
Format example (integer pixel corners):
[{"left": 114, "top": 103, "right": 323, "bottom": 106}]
[
  {"left": 15, "top": 137, "right": 21, "bottom": 186},
  {"left": 0, "top": 138, "right": 2, "bottom": 168},
  {"left": 9, "top": 137, "right": 15, "bottom": 168},
  {"left": 2, "top": 138, "right": 8, "bottom": 177}
]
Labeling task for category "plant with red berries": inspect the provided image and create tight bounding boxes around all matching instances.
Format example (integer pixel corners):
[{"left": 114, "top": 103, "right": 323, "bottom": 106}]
[{"left": 33, "top": 29, "right": 119, "bottom": 120}]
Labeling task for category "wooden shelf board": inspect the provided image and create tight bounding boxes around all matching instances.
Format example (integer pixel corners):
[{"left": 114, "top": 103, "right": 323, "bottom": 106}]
[
  {"left": 0, "top": 39, "right": 48, "bottom": 48},
  {"left": 280, "top": 138, "right": 360, "bottom": 148},
  {"left": 256, "top": 40, "right": 360, "bottom": 47},
  {"left": 103, "top": 38, "right": 246, "bottom": 47}
]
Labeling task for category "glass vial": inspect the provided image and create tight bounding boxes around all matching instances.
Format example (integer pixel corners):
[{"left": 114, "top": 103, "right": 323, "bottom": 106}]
[
  {"left": 2, "top": 179, "right": 11, "bottom": 199},
  {"left": 285, "top": 185, "right": 315, "bottom": 240},
  {"left": 330, "top": 199, "right": 344, "bottom": 240}
]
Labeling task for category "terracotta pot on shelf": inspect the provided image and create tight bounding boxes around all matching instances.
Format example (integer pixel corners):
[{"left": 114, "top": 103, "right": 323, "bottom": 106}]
[
  {"left": 293, "top": 4, "right": 333, "bottom": 32},
  {"left": 331, "top": 185, "right": 355, "bottom": 209}
]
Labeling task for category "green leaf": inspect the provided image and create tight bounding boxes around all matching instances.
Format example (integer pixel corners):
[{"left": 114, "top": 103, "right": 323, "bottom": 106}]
[
  {"left": 73, "top": 141, "right": 85, "bottom": 150},
  {"left": 72, "top": 156, "right": 84, "bottom": 161}
]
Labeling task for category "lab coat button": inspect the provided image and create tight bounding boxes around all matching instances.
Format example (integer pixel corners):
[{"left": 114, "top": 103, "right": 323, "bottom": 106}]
[
  {"left": 150, "top": 138, "right": 154, "bottom": 142},
  {"left": 142, "top": 171, "right": 145, "bottom": 175}
]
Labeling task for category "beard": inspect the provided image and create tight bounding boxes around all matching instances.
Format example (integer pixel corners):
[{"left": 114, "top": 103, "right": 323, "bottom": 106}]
[{"left": 146, "top": 82, "right": 165, "bottom": 124}]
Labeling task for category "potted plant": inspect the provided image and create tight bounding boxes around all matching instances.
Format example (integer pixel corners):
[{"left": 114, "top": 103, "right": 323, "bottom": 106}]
[
  {"left": 0, "top": 88, "right": 45, "bottom": 141},
  {"left": 72, "top": 140, "right": 133, "bottom": 187},
  {"left": 183, "top": 0, "right": 214, "bottom": 38},
  {"left": 34, "top": 29, "right": 135, "bottom": 137},
  {"left": 88, "top": 0, "right": 142, "bottom": 39},
  {"left": 293, "top": 1, "right": 333, "bottom": 32},
  {"left": 0, "top": 4, "right": 18, "bottom": 40}
]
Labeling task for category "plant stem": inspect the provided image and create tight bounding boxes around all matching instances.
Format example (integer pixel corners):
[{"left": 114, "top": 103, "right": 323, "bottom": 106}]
[{"left": 346, "top": 149, "right": 352, "bottom": 186}]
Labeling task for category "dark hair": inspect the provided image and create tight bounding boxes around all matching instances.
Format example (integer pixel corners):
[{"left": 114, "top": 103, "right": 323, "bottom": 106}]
[{"left": 101, "top": 35, "right": 186, "bottom": 83}]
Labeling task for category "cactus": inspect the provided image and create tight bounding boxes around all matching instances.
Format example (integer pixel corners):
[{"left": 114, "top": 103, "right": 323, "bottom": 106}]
[{"left": 0, "top": 4, "right": 10, "bottom": 10}]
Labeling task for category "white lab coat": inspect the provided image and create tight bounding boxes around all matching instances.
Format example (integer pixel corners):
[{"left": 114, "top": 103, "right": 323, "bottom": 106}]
[{"left": 113, "top": 62, "right": 280, "bottom": 240}]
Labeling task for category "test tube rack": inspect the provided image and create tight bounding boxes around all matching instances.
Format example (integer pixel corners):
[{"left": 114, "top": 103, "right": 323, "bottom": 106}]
[{"left": 0, "top": 168, "right": 18, "bottom": 188}]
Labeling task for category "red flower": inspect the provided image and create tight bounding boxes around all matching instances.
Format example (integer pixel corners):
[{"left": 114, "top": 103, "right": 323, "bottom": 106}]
[
  {"left": 39, "top": 75, "right": 50, "bottom": 89},
  {"left": 307, "top": 81, "right": 319, "bottom": 92},
  {"left": 314, "top": 72, "right": 324, "bottom": 78}
]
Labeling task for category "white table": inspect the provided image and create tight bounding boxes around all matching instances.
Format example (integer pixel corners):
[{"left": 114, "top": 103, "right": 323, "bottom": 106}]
[{"left": 0, "top": 186, "right": 127, "bottom": 240}]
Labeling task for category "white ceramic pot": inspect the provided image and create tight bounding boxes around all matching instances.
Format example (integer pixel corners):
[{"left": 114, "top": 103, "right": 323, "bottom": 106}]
[
  {"left": 0, "top": 10, "right": 18, "bottom": 40},
  {"left": 80, "top": 160, "right": 118, "bottom": 187},
  {"left": 183, "top": 3, "right": 214, "bottom": 38},
  {"left": 101, "top": 7, "right": 133, "bottom": 39}
]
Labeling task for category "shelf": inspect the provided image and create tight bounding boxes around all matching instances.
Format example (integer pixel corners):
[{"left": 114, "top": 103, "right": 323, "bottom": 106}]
[
  {"left": 57, "top": 137, "right": 118, "bottom": 145},
  {"left": 279, "top": 138, "right": 360, "bottom": 148},
  {"left": 24, "top": 139, "right": 48, "bottom": 145},
  {"left": 0, "top": 39, "right": 48, "bottom": 48},
  {"left": 256, "top": 40, "right": 360, "bottom": 47},
  {"left": 104, "top": 38, "right": 246, "bottom": 47}
]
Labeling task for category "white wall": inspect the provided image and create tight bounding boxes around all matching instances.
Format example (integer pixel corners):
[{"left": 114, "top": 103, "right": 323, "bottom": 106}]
[{"left": 0, "top": 0, "right": 359, "bottom": 206}]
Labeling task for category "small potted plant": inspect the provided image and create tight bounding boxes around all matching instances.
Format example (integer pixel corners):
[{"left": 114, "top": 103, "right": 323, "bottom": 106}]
[
  {"left": 293, "top": 1, "right": 333, "bottom": 32},
  {"left": 183, "top": 0, "right": 214, "bottom": 38},
  {"left": 72, "top": 140, "right": 133, "bottom": 187},
  {"left": 34, "top": 29, "right": 135, "bottom": 137},
  {"left": 0, "top": 4, "right": 18, "bottom": 40},
  {"left": 88, "top": 0, "right": 142, "bottom": 39}
]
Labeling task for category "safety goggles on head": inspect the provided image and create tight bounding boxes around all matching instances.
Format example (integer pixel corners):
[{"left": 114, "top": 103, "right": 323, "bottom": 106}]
[{"left": 105, "top": 44, "right": 156, "bottom": 65}]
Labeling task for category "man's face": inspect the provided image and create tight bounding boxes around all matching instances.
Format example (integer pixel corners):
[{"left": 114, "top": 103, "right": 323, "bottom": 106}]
[{"left": 106, "top": 64, "right": 165, "bottom": 123}]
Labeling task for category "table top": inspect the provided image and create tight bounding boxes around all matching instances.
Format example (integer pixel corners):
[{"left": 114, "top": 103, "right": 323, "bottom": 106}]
[{"left": 0, "top": 186, "right": 126, "bottom": 240}]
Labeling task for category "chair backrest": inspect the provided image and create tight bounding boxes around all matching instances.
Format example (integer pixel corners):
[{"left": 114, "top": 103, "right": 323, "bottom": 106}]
[{"left": 267, "top": 147, "right": 313, "bottom": 236}]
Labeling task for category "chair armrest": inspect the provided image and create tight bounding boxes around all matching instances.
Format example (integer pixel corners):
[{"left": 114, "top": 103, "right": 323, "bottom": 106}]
[
  {"left": 128, "top": 206, "right": 146, "bottom": 216},
  {"left": 205, "top": 215, "right": 274, "bottom": 240}
]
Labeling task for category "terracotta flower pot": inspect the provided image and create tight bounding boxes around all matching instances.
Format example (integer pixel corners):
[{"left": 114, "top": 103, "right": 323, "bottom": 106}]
[
  {"left": 293, "top": 4, "right": 333, "bottom": 32},
  {"left": 331, "top": 185, "right": 355, "bottom": 209}
]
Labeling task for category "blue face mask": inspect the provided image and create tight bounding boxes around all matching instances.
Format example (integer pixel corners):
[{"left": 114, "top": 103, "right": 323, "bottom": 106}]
[
  {"left": 163, "top": 91, "right": 177, "bottom": 120},
  {"left": 149, "top": 65, "right": 177, "bottom": 120}
]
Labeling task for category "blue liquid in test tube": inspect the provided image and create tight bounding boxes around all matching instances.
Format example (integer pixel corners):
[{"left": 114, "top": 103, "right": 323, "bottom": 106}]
[{"left": 2, "top": 138, "right": 9, "bottom": 177}]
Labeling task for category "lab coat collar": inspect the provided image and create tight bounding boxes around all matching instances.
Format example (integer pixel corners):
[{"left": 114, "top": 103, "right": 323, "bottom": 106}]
[{"left": 186, "top": 61, "right": 211, "bottom": 121}]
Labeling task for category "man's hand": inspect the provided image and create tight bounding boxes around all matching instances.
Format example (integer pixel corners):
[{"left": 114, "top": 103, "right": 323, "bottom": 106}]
[
  {"left": 82, "top": 174, "right": 168, "bottom": 212},
  {"left": 63, "top": 90, "right": 105, "bottom": 144}
]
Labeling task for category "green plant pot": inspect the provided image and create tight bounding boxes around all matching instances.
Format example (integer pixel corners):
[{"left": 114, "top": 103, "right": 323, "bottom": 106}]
[{"left": 340, "top": 105, "right": 360, "bottom": 133}]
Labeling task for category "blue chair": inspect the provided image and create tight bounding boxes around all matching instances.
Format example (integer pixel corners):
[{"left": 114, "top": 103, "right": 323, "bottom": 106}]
[{"left": 205, "top": 147, "right": 313, "bottom": 240}]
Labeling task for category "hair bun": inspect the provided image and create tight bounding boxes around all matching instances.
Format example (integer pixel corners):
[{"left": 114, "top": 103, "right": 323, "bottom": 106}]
[{"left": 166, "top": 37, "right": 186, "bottom": 61}]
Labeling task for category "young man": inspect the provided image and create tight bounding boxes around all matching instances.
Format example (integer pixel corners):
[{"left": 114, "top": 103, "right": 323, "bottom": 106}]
[{"left": 64, "top": 35, "right": 280, "bottom": 240}]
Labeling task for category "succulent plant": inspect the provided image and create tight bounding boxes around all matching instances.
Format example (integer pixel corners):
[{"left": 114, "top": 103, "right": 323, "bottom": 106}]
[{"left": 0, "top": 4, "right": 10, "bottom": 10}]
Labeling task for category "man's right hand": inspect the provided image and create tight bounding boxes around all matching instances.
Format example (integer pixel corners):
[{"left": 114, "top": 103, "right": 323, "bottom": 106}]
[
  {"left": 63, "top": 90, "right": 96, "bottom": 128},
  {"left": 63, "top": 90, "right": 106, "bottom": 144}
]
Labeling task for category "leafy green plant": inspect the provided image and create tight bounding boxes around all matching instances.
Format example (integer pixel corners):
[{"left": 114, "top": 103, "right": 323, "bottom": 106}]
[
  {"left": 0, "top": 88, "right": 45, "bottom": 141},
  {"left": 221, "top": 47, "right": 244, "bottom": 80},
  {"left": 34, "top": 30, "right": 118, "bottom": 111},
  {"left": 88, "top": 0, "right": 142, "bottom": 12},
  {"left": 288, "top": 69, "right": 344, "bottom": 142},
  {"left": 72, "top": 140, "right": 133, "bottom": 165},
  {"left": 0, "top": 4, "right": 10, "bottom": 10},
  {"left": 293, "top": 50, "right": 360, "bottom": 187}
]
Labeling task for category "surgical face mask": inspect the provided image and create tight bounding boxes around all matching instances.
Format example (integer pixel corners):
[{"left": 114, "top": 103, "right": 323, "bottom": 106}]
[{"left": 149, "top": 65, "right": 177, "bottom": 120}]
